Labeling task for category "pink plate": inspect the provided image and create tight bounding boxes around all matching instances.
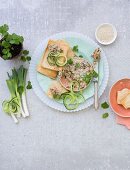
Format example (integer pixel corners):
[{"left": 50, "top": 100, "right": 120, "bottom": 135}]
[{"left": 109, "top": 79, "right": 130, "bottom": 117}]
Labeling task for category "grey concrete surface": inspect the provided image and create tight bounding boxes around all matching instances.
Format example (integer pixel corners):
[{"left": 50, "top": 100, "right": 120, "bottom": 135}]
[{"left": 0, "top": 0, "right": 130, "bottom": 170}]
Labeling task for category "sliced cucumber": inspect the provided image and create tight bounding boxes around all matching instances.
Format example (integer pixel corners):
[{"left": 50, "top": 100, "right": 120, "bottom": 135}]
[{"left": 55, "top": 55, "right": 67, "bottom": 66}]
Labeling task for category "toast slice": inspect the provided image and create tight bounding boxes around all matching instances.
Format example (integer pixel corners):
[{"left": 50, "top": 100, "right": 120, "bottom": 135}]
[
  {"left": 41, "top": 40, "right": 70, "bottom": 71},
  {"left": 37, "top": 59, "right": 58, "bottom": 79},
  {"left": 37, "top": 40, "right": 75, "bottom": 79}
]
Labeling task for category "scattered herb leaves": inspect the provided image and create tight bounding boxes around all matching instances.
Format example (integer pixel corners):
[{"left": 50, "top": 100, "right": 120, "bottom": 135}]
[
  {"left": 75, "top": 63, "right": 80, "bottom": 68},
  {"left": 72, "top": 45, "right": 78, "bottom": 52},
  {"left": 102, "top": 113, "right": 109, "bottom": 119},
  {"left": 26, "top": 56, "right": 31, "bottom": 61},
  {"left": 22, "top": 50, "right": 29, "bottom": 55},
  {"left": 101, "top": 102, "right": 109, "bottom": 109},
  {"left": 83, "top": 71, "right": 98, "bottom": 84},
  {"left": 67, "top": 58, "right": 73, "bottom": 65},
  {"left": 79, "top": 55, "right": 83, "bottom": 58},
  {"left": 26, "top": 81, "right": 32, "bottom": 89}
]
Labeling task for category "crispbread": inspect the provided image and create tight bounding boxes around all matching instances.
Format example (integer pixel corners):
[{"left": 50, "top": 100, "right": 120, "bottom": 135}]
[
  {"left": 41, "top": 40, "right": 70, "bottom": 71},
  {"left": 37, "top": 59, "right": 58, "bottom": 79}
]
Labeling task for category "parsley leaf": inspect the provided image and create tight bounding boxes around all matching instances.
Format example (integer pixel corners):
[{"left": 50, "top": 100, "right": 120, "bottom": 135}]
[
  {"left": 21, "top": 56, "right": 26, "bottom": 62},
  {"left": 79, "top": 55, "right": 83, "bottom": 58},
  {"left": 22, "top": 50, "right": 29, "bottom": 55},
  {"left": 67, "top": 58, "right": 73, "bottom": 65},
  {"left": 101, "top": 102, "right": 109, "bottom": 109},
  {"left": 73, "top": 45, "right": 78, "bottom": 52},
  {"left": 102, "top": 113, "right": 109, "bottom": 118},
  {"left": 26, "top": 81, "right": 32, "bottom": 89},
  {"left": 0, "top": 24, "right": 9, "bottom": 36},
  {"left": 92, "top": 71, "right": 98, "bottom": 78},
  {"left": 75, "top": 63, "right": 80, "bottom": 68},
  {"left": 26, "top": 56, "right": 31, "bottom": 61}
]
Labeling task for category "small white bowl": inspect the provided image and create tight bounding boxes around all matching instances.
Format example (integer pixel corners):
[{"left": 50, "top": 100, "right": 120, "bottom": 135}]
[{"left": 95, "top": 23, "right": 117, "bottom": 45}]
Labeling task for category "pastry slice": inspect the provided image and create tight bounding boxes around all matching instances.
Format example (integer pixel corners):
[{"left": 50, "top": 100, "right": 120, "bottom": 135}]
[
  {"left": 37, "top": 59, "right": 58, "bottom": 79},
  {"left": 41, "top": 40, "right": 70, "bottom": 71}
]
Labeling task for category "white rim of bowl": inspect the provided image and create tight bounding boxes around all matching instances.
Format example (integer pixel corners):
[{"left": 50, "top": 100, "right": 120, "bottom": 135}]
[{"left": 95, "top": 23, "right": 117, "bottom": 45}]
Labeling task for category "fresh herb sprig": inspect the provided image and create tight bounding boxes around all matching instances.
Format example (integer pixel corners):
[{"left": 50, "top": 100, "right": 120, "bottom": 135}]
[
  {"left": 26, "top": 81, "right": 32, "bottom": 89},
  {"left": 83, "top": 71, "right": 98, "bottom": 84},
  {"left": 20, "top": 50, "right": 31, "bottom": 62},
  {"left": 102, "top": 113, "right": 109, "bottom": 118},
  {"left": 0, "top": 24, "right": 24, "bottom": 60},
  {"left": 101, "top": 102, "right": 109, "bottom": 109},
  {"left": 101, "top": 102, "right": 110, "bottom": 119},
  {"left": 73, "top": 45, "right": 78, "bottom": 52}
]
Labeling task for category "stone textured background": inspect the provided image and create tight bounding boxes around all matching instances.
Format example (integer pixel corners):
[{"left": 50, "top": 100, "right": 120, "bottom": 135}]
[{"left": 0, "top": 0, "right": 130, "bottom": 170}]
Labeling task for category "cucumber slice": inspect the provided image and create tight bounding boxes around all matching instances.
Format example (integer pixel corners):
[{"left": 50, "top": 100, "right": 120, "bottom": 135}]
[{"left": 56, "top": 55, "right": 67, "bottom": 66}]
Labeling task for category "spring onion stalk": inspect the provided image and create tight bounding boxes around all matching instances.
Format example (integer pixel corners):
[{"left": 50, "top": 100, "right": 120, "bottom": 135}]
[
  {"left": 16, "top": 66, "right": 29, "bottom": 117},
  {"left": 2, "top": 66, "right": 29, "bottom": 122},
  {"left": 11, "top": 114, "right": 18, "bottom": 124}
]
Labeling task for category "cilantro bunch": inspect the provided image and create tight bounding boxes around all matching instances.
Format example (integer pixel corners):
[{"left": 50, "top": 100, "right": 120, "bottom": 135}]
[{"left": 0, "top": 24, "right": 24, "bottom": 60}]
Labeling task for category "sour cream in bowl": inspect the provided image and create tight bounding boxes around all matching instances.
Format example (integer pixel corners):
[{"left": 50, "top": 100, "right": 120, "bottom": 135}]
[{"left": 95, "top": 23, "right": 117, "bottom": 45}]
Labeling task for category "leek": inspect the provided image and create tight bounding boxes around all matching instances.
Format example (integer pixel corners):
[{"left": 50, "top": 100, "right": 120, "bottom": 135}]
[{"left": 2, "top": 65, "right": 30, "bottom": 123}]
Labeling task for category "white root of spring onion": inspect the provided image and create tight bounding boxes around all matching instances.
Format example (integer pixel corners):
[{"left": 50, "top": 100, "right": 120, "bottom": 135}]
[
  {"left": 20, "top": 101, "right": 27, "bottom": 118},
  {"left": 11, "top": 114, "right": 18, "bottom": 124},
  {"left": 22, "top": 94, "right": 29, "bottom": 117}
]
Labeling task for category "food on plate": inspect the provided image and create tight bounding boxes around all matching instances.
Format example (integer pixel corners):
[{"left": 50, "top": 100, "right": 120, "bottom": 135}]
[
  {"left": 59, "top": 57, "right": 95, "bottom": 91},
  {"left": 92, "top": 48, "right": 101, "bottom": 61},
  {"left": 37, "top": 39, "right": 100, "bottom": 110},
  {"left": 47, "top": 80, "right": 67, "bottom": 99},
  {"left": 41, "top": 40, "right": 69, "bottom": 71},
  {"left": 117, "top": 88, "right": 130, "bottom": 109},
  {"left": 37, "top": 58, "right": 58, "bottom": 79}
]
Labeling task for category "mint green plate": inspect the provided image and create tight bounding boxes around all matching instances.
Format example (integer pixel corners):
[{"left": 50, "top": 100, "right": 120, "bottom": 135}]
[
  {"left": 30, "top": 32, "right": 109, "bottom": 112},
  {"left": 37, "top": 37, "right": 104, "bottom": 103}
]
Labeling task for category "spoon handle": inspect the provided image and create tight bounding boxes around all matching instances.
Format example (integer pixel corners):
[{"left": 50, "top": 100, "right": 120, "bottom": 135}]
[{"left": 94, "top": 81, "right": 98, "bottom": 110}]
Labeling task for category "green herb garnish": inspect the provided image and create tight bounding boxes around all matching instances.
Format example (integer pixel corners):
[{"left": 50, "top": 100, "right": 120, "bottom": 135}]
[
  {"left": 83, "top": 71, "right": 98, "bottom": 84},
  {"left": 20, "top": 52, "right": 31, "bottom": 62},
  {"left": 102, "top": 113, "right": 109, "bottom": 118},
  {"left": 72, "top": 45, "right": 78, "bottom": 52},
  {"left": 26, "top": 81, "right": 32, "bottom": 89},
  {"left": 79, "top": 55, "right": 83, "bottom": 58},
  {"left": 22, "top": 50, "right": 29, "bottom": 55},
  {"left": 26, "top": 81, "right": 32, "bottom": 90},
  {"left": 101, "top": 102, "right": 109, "bottom": 109},
  {"left": 67, "top": 58, "right": 73, "bottom": 65},
  {"left": 53, "top": 93, "right": 61, "bottom": 100},
  {"left": 75, "top": 63, "right": 80, "bottom": 68}
]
